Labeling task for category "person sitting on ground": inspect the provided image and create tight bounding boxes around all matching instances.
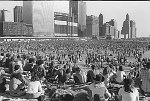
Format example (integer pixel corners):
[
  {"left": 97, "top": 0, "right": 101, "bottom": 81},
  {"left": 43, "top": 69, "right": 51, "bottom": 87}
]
[
  {"left": 0, "top": 68, "right": 7, "bottom": 93},
  {"left": 54, "top": 65, "right": 67, "bottom": 84},
  {"left": 115, "top": 65, "right": 126, "bottom": 84},
  {"left": 24, "top": 58, "right": 35, "bottom": 73},
  {"left": 118, "top": 78, "right": 139, "bottom": 101},
  {"left": 86, "top": 65, "right": 95, "bottom": 83},
  {"left": 26, "top": 75, "right": 45, "bottom": 101},
  {"left": 0, "top": 53, "right": 5, "bottom": 67},
  {"left": 138, "top": 61, "right": 150, "bottom": 95},
  {"left": 31, "top": 60, "right": 46, "bottom": 82},
  {"left": 9, "top": 65, "right": 27, "bottom": 96},
  {"left": 13, "top": 55, "right": 23, "bottom": 71},
  {"left": 103, "top": 67, "right": 114, "bottom": 87},
  {"left": 5, "top": 53, "right": 12, "bottom": 68},
  {"left": 89, "top": 74, "right": 111, "bottom": 100},
  {"left": 0, "top": 53, "right": 4, "bottom": 61},
  {"left": 73, "top": 67, "right": 85, "bottom": 84},
  {"left": 72, "top": 74, "right": 111, "bottom": 101},
  {"left": 9, "top": 56, "right": 16, "bottom": 74},
  {"left": 21, "top": 54, "right": 28, "bottom": 68}
]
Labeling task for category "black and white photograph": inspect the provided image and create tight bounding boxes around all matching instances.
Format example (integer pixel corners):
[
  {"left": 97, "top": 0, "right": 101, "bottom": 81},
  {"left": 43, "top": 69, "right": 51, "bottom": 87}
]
[{"left": 0, "top": 0, "right": 149, "bottom": 101}]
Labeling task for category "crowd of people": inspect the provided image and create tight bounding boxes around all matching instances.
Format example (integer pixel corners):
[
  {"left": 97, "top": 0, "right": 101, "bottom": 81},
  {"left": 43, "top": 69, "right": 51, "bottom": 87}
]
[{"left": 0, "top": 38, "right": 149, "bottom": 101}]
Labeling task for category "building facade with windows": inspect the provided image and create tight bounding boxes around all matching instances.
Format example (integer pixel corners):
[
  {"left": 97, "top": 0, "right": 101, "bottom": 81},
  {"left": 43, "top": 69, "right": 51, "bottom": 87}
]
[
  {"left": 23, "top": 1, "right": 54, "bottom": 37},
  {"left": 14, "top": 6, "right": 23, "bottom": 22}
]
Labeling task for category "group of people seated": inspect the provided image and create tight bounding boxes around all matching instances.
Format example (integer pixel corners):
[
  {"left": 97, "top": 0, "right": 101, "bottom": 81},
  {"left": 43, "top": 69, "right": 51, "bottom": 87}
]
[
  {"left": 0, "top": 54, "right": 46, "bottom": 101},
  {"left": 0, "top": 38, "right": 148, "bottom": 101}
]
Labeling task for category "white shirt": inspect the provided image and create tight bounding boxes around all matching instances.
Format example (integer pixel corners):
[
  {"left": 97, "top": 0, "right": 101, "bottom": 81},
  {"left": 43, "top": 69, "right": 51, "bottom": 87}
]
[
  {"left": 0, "top": 56, "right": 4, "bottom": 61},
  {"left": 104, "top": 72, "right": 114, "bottom": 87},
  {"left": 116, "top": 71, "right": 126, "bottom": 83},
  {"left": 118, "top": 87, "right": 139, "bottom": 101},
  {"left": 26, "top": 81, "right": 42, "bottom": 94},
  {"left": 89, "top": 82, "right": 111, "bottom": 98}
]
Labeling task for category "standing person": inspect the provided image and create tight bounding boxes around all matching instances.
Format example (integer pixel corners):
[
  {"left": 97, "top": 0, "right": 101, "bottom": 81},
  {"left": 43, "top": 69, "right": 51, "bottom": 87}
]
[{"left": 118, "top": 78, "right": 139, "bottom": 101}]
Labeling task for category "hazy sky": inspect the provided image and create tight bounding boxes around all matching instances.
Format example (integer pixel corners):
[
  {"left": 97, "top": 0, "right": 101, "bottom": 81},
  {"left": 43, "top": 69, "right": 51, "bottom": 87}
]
[{"left": 0, "top": 1, "right": 150, "bottom": 37}]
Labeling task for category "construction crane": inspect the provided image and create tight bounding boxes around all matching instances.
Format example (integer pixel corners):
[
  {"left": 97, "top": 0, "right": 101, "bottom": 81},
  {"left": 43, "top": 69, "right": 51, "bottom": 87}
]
[{"left": 0, "top": 9, "right": 9, "bottom": 22}]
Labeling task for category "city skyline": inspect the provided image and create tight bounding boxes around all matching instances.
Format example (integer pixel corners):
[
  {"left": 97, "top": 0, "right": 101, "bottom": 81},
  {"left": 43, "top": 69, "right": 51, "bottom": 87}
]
[
  {"left": 0, "top": 1, "right": 150, "bottom": 37},
  {"left": 86, "top": 1, "right": 150, "bottom": 38}
]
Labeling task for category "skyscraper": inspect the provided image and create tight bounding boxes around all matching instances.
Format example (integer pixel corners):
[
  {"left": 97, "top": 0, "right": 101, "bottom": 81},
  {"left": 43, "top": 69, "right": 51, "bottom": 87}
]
[
  {"left": 69, "top": 0, "right": 78, "bottom": 23},
  {"left": 130, "top": 20, "right": 136, "bottom": 38},
  {"left": 103, "top": 22, "right": 112, "bottom": 36},
  {"left": 121, "top": 13, "right": 130, "bottom": 39},
  {"left": 69, "top": 0, "right": 78, "bottom": 36},
  {"left": 78, "top": 1, "right": 86, "bottom": 37},
  {"left": 92, "top": 16, "right": 99, "bottom": 38},
  {"left": 121, "top": 13, "right": 136, "bottom": 39},
  {"left": 86, "top": 15, "right": 93, "bottom": 37},
  {"left": 108, "top": 19, "right": 117, "bottom": 38},
  {"left": 99, "top": 13, "right": 103, "bottom": 36},
  {"left": 23, "top": 1, "right": 54, "bottom": 36},
  {"left": 14, "top": 6, "right": 23, "bottom": 22},
  {"left": 86, "top": 15, "right": 99, "bottom": 38},
  {"left": 69, "top": 0, "right": 86, "bottom": 37}
]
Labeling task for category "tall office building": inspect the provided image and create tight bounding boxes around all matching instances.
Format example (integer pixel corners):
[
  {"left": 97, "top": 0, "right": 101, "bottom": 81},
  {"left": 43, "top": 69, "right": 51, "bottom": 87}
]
[
  {"left": 69, "top": 0, "right": 78, "bottom": 36},
  {"left": 69, "top": 0, "right": 86, "bottom": 37},
  {"left": 99, "top": 13, "right": 103, "bottom": 36},
  {"left": 14, "top": 6, "right": 23, "bottom": 22},
  {"left": 108, "top": 19, "right": 117, "bottom": 38},
  {"left": 86, "top": 15, "right": 99, "bottom": 38},
  {"left": 69, "top": 0, "right": 78, "bottom": 23},
  {"left": 92, "top": 16, "right": 99, "bottom": 38},
  {"left": 130, "top": 20, "right": 136, "bottom": 38},
  {"left": 121, "top": 14, "right": 136, "bottom": 39},
  {"left": 78, "top": 1, "right": 86, "bottom": 37},
  {"left": 121, "top": 13, "right": 130, "bottom": 39},
  {"left": 23, "top": 1, "right": 54, "bottom": 36},
  {"left": 86, "top": 16, "right": 93, "bottom": 37},
  {"left": 103, "top": 23, "right": 109, "bottom": 36}
]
